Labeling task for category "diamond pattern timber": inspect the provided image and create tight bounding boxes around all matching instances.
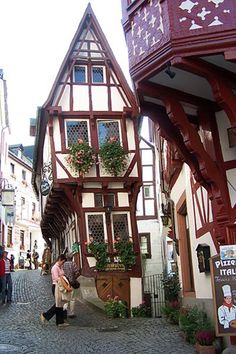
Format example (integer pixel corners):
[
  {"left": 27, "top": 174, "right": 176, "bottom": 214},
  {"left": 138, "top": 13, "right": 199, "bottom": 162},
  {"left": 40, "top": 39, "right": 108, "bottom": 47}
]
[
  {"left": 66, "top": 121, "right": 89, "bottom": 146},
  {"left": 88, "top": 214, "right": 105, "bottom": 242},
  {"left": 113, "top": 214, "right": 129, "bottom": 240}
]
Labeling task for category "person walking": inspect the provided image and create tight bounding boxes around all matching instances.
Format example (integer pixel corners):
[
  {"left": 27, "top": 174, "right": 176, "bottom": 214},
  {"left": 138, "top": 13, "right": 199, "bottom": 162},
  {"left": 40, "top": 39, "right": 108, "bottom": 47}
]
[
  {"left": 40, "top": 254, "right": 70, "bottom": 328},
  {"left": 26, "top": 250, "right": 32, "bottom": 270},
  {"left": 0, "top": 251, "right": 6, "bottom": 305},
  {"left": 3, "top": 251, "right": 12, "bottom": 303},
  {"left": 32, "top": 250, "right": 39, "bottom": 270},
  {"left": 10, "top": 254, "right": 15, "bottom": 272},
  {"left": 63, "top": 254, "right": 81, "bottom": 318},
  {"left": 41, "top": 245, "right": 51, "bottom": 275}
]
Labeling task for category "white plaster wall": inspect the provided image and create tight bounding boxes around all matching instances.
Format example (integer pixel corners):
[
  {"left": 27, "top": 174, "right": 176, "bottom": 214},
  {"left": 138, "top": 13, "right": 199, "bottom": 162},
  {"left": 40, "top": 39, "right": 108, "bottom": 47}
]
[
  {"left": 108, "top": 182, "right": 124, "bottom": 189},
  {"left": 56, "top": 160, "right": 68, "bottom": 179},
  {"left": 130, "top": 278, "right": 142, "bottom": 308},
  {"left": 171, "top": 164, "right": 217, "bottom": 300},
  {"left": 111, "top": 87, "right": 126, "bottom": 111},
  {"left": 126, "top": 119, "right": 136, "bottom": 151},
  {"left": 58, "top": 85, "right": 70, "bottom": 111},
  {"left": 43, "top": 128, "right": 51, "bottom": 170},
  {"left": 83, "top": 182, "right": 102, "bottom": 189},
  {"left": 91, "top": 87, "right": 108, "bottom": 111},
  {"left": 73, "top": 86, "right": 89, "bottom": 111},
  {"left": 82, "top": 193, "right": 94, "bottom": 208},
  {"left": 118, "top": 193, "right": 129, "bottom": 207},
  {"left": 226, "top": 169, "right": 236, "bottom": 208},
  {"left": 216, "top": 110, "right": 236, "bottom": 161},
  {"left": 53, "top": 118, "right": 61, "bottom": 151},
  {"left": 137, "top": 219, "right": 163, "bottom": 275}
]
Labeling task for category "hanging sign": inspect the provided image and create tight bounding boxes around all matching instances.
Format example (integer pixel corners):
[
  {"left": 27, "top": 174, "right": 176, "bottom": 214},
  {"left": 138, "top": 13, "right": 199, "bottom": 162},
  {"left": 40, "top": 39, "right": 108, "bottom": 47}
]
[
  {"left": 1, "top": 189, "right": 15, "bottom": 206},
  {"left": 210, "top": 253, "right": 236, "bottom": 336},
  {"left": 40, "top": 180, "right": 50, "bottom": 196}
]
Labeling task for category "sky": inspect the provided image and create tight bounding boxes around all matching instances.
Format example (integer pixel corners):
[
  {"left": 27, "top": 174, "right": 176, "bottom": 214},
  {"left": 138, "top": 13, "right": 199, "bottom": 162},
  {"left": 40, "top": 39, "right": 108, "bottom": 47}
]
[{"left": 0, "top": 0, "right": 132, "bottom": 146}]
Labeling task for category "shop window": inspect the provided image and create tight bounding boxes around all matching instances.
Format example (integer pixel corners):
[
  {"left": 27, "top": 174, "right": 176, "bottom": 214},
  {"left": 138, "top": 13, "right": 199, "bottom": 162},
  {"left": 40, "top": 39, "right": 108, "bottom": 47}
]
[
  {"left": 74, "top": 65, "right": 87, "bottom": 83},
  {"left": 66, "top": 120, "right": 89, "bottom": 146},
  {"left": 92, "top": 66, "right": 104, "bottom": 83},
  {"left": 112, "top": 214, "right": 129, "bottom": 241},
  {"left": 97, "top": 120, "right": 120, "bottom": 146},
  {"left": 139, "top": 233, "right": 151, "bottom": 259},
  {"left": 88, "top": 214, "right": 105, "bottom": 243}
]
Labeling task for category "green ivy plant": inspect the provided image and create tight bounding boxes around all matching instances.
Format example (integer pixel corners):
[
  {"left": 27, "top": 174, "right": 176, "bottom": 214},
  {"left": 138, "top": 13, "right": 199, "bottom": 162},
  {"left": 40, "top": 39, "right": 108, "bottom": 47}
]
[
  {"left": 99, "top": 137, "right": 128, "bottom": 177},
  {"left": 104, "top": 295, "right": 128, "bottom": 318},
  {"left": 115, "top": 238, "right": 136, "bottom": 270},
  {"left": 67, "top": 139, "right": 96, "bottom": 177},
  {"left": 88, "top": 241, "right": 109, "bottom": 271}
]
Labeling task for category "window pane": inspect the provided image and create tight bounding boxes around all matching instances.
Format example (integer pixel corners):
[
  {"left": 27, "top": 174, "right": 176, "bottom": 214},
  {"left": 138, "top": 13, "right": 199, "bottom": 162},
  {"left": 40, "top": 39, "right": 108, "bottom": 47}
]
[
  {"left": 74, "top": 66, "right": 86, "bottom": 83},
  {"left": 113, "top": 214, "right": 129, "bottom": 240},
  {"left": 95, "top": 194, "right": 103, "bottom": 208},
  {"left": 92, "top": 67, "right": 104, "bottom": 83},
  {"left": 66, "top": 121, "right": 88, "bottom": 146},
  {"left": 98, "top": 121, "right": 120, "bottom": 145},
  {"left": 88, "top": 214, "right": 105, "bottom": 243}
]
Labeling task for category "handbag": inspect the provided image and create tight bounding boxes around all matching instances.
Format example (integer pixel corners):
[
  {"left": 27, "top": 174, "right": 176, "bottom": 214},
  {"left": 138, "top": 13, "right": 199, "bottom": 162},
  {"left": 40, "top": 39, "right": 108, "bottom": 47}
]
[{"left": 70, "top": 279, "right": 80, "bottom": 289}]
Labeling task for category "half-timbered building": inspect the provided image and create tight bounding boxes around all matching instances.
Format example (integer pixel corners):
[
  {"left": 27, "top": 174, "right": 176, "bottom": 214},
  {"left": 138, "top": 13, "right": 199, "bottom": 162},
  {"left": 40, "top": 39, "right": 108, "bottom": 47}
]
[
  {"left": 32, "top": 4, "right": 142, "bottom": 309},
  {"left": 121, "top": 0, "right": 236, "bottom": 317}
]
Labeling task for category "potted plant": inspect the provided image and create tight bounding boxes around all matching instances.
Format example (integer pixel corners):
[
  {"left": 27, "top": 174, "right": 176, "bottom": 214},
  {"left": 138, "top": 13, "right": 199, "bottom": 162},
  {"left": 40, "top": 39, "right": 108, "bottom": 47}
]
[
  {"left": 114, "top": 238, "right": 136, "bottom": 270},
  {"left": 99, "top": 137, "right": 128, "bottom": 176},
  {"left": 162, "top": 272, "right": 181, "bottom": 307},
  {"left": 104, "top": 295, "right": 128, "bottom": 318},
  {"left": 66, "top": 139, "right": 96, "bottom": 177},
  {"left": 131, "top": 301, "right": 151, "bottom": 318},
  {"left": 195, "top": 330, "right": 215, "bottom": 354},
  {"left": 88, "top": 241, "right": 109, "bottom": 271}
]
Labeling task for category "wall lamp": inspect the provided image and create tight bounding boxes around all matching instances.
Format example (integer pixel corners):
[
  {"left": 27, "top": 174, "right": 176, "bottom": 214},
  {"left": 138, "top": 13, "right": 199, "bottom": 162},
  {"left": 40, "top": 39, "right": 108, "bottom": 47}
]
[
  {"left": 161, "top": 202, "right": 171, "bottom": 227},
  {"left": 165, "top": 63, "right": 176, "bottom": 79}
]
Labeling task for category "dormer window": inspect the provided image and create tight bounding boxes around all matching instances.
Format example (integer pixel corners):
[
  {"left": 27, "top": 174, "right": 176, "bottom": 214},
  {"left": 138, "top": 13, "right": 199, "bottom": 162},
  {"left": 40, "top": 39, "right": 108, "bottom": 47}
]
[
  {"left": 65, "top": 119, "right": 89, "bottom": 147},
  {"left": 74, "top": 65, "right": 87, "bottom": 83},
  {"left": 92, "top": 66, "right": 104, "bottom": 83},
  {"left": 97, "top": 120, "right": 120, "bottom": 146}
]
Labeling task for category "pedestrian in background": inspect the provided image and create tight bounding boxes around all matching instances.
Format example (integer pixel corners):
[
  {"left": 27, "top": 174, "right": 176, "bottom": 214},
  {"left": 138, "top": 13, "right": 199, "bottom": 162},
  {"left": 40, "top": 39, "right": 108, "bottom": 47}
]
[
  {"left": 10, "top": 254, "right": 15, "bottom": 272},
  {"left": 41, "top": 245, "right": 51, "bottom": 275},
  {"left": 63, "top": 254, "right": 81, "bottom": 318},
  {"left": 0, "top": 251, "right": 6, "bottom": 305},
  {"left": 32, "top": 250, "right": 39, "bottom": 270},
  {"left": 40, "top": 254, "right": 69, "bottom": 328},
  {"left": 3, "top": 251, "right": 12, "bottom": 303},
  {"left": 26, "top": 250, "right": 32, "bottom": 270}
]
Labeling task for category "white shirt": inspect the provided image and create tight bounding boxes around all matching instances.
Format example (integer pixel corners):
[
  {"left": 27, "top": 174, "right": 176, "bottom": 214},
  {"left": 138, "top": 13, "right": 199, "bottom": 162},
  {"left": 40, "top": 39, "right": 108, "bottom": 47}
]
[{"left": 218, "top": 304, "right": 236, "bottom": 328}]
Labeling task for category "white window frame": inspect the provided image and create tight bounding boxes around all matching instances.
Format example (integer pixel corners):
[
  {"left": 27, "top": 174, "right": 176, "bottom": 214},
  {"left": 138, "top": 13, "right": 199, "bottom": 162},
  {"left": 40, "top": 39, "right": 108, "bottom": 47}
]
[
  {"left": 111, "top": 211, "right": 132, "bottom": 241},
  {"left": 97, "top": 119, "right": 122, "bottom": 146},
  {"left": 85, "top": 212, "right": 108, "bottom": 243},
  {"left": 65, "top": 119, "right": 91, "bottom": 148},
  {"left": 74, "top": 65, "right": 87, "bottom": 83},
  {"left": 92, "top": 66, "right": 105, "bottom": 84}
]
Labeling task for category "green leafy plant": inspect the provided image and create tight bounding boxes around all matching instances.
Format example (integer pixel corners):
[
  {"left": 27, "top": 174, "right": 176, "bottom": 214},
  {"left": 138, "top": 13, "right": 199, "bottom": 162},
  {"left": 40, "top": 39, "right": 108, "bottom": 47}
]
[
  {"left": 99, "top": 137, "right": 128, "bottom": 177},
  {"left": 195, "top": 330, "right": 215, "bottom": 346},
  {"left": 104, "top": 295, "right": 128, "bottom": 318},
  {"left": 88, "top": 241, "right": 109, "bottom": 271},
  {"left": 179, "top": 306, "right": 214, "bottom": 344},
  {"left": 132, "top": 301, "right": 151, "bottom": 318},
  {"left": 162, "top": 272, "right": 181, "bottom": 302},
  {"left": 67, "top": 139, "right": 96, "bottom": 177},
  {"left": 114, "top": 238, "right": 136, "bottom": 270},
  {"left": 161, "top": 303, "right": 180, "bottom": 324}
]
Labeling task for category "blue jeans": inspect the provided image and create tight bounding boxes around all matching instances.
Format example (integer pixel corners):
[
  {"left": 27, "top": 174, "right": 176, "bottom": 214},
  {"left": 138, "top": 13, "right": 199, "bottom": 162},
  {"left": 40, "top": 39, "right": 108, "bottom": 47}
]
[
  {"left": 0, "top": 275, "right": 6, "bottom": 303},
  {"left": 4, "top": 273, "right": 12, "bottom": 302}
]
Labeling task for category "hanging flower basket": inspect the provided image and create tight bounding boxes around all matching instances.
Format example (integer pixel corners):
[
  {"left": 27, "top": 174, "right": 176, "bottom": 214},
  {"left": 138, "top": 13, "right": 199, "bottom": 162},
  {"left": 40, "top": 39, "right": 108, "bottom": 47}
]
[
  {"left": 66, "top": 139, "right": 96, "bottom": 177},
  {"left": 99, "top": 137, "right": 128, "bottom": 177}
]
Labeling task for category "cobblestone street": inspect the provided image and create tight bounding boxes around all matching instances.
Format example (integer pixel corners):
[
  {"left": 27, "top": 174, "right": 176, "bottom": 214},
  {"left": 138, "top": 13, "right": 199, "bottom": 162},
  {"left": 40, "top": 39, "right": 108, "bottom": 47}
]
[{"left": 0, "top": 270, "right": 195, "bottom": 354}]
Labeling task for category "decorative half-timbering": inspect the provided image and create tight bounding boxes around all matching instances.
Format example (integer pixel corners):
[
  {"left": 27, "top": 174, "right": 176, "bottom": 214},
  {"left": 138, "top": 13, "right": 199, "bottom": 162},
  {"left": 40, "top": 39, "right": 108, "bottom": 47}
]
[{"left": 33, "top": 4, "right": 142, "bottom": 308}]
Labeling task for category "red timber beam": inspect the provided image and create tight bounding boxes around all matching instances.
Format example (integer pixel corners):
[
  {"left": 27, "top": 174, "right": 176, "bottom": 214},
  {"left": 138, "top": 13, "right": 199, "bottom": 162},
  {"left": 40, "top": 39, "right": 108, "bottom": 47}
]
[{"left": 172, "top": 57, "right": 236, "bottom": 130}]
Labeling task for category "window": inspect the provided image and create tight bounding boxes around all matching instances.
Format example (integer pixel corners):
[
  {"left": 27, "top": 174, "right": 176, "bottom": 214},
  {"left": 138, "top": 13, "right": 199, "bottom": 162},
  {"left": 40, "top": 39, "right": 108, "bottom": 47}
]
[
  {"left": 74, "top": 66, "right": 87, "bottom": 83},
  {"left": 92, "top": 66, "right": 104, "bottom": 83},
  {"left": 112, "top": 214, "right": 129, "bottom": 241},
  {"left": 10, "top": 163, "right": 15, "bottom": 175},
  {"left": 139, "top": 233, "right": 151, "bottom": 259},
  {"left": 32, "top": 202, "right": 36, "bottom": 218},
  {"left": 20, "top": 230, "right": 24, "bottom": 249},
  {"left": 144, "top": 186, "right": 150, "bottom": 198},
  {"left": 7, "top": 227, "right": 13, "bottom": 246},
  {"left": 21, "top": 197, "right": 25, "bottom": 206},
  {"left": 22, "top": 170, "right": 26, "bottom": 181},
  {"left": 88, "top": 214, "right": 105, "bottom": 243},
  {"left": 98, "top": 120, "right": 120, "bottom": 146},
  {"left": 95, "top": 194, "right": 103, "bottom": 208},
  {"left": 66, "top": 120, "right": 89, "bottom": 146}
]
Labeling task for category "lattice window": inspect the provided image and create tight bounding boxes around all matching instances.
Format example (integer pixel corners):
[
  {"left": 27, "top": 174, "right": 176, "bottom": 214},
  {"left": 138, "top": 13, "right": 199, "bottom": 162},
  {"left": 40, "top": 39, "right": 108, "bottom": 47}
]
[
  {"left": 74, "top": 66, "right": 87, "bottom": 83},
  {"left": 98, "top": 120, "right": 120, "bottom": 145},
  {"left": 112, "top": 214, "right": 129, "bottom": 240},
  {"left": 92, "top": 66, "right": 104, "bottom": 83},
  {"left": 95, "top": 194, "right": 103, "bottom": 208},
  {"left": 66, "top": 120, "right": 89, "bottom": 146},
  {"left": 88, "top": 214, "right": 105, "bottom": 243}
]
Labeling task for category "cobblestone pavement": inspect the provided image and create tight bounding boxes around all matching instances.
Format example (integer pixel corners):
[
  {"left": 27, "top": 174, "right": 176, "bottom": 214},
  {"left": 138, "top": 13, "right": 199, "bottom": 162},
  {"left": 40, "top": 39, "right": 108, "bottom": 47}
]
[{"left": 0, "top": 270, "right": 195, "bottom": 354}]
